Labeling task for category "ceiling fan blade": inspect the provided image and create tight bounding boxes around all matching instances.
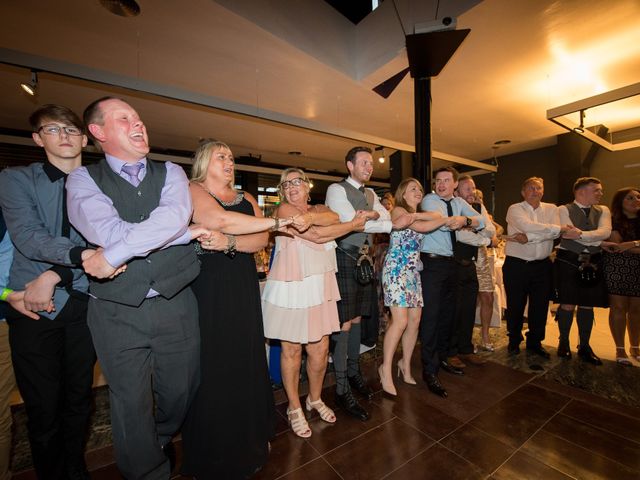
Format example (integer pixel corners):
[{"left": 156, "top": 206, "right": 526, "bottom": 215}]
[{"left": 372, "top": 67, "right": 410, "bottom": 99}]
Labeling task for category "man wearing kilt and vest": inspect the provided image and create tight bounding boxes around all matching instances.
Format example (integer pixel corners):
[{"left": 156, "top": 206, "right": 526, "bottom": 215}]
[
  {"left": 326, "top": 147, "right": 411, "bottom": 420},
  {"left": 555, "top": 177, "right": 612, "bottom": 365},
  {"left": 67, "top": 98, "right": 213, "bottom": 479}
]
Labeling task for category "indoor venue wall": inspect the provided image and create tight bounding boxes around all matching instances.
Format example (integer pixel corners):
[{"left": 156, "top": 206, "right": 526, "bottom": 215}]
[
  {"left": 474, "top": 145, "right": 559, "bottom": 226},
  {"left": 590, "top": 145, "right": 640, "bottom": 207}
]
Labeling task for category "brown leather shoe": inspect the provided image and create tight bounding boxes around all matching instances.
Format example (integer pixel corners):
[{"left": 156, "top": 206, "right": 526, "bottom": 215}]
[
  {"left": 458, "top": 353, "right": 486, "bottom": 366},
  {"left": 447, "top": 356, "right": 466, "bottom": 369}
]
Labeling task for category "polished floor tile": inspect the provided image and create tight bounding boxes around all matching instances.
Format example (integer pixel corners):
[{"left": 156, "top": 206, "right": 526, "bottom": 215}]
[
  {"left": 440, "top": 424, "right": 515, "bottom": 474},
  {"left": 13, "top": 358, "right": 639, "bottom": 479},
  {"left": 469, "top": 389, "right": 562, "bottom": 448},
  {"left": 324, "top": 417, "right": 433, "bottom": 480},
  {"left": 561, "top": 399, "right": 640, "bottom": 444},
  {"left": 384, "top": 443, "right": 485, "bottom": 480},
  {"left": 277, "top": 458, "right": 342, "bottom": 480},
  {"left": 252, "top": 431, "right": 320, "bottom": 480},
  {"left": 542, "top": 413, "right": 640, "bottom": 471},
  {"left": 374, "top": 388, "right": 462, "bottom": 440},
  {"left": 522, "top": 429, "right": 639, "bottom": 479},
  {"left": 492, "top": 451, "right": 574, "bottom": 480}
]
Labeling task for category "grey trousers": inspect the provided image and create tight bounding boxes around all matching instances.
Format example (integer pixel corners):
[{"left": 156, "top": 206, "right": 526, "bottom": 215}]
[{"left": 88, "top": 288, "right": 200, "bottom": 480}]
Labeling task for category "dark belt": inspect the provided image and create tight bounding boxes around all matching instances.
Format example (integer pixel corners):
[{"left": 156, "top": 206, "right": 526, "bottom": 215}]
[
  {"left": 337, "top": 243, "right": 363, "bottom": 255},
  {"left": 421, "top": 252, "right": 454, "bottom": 261},
  {"left": 456, "top": 258, "right": 474, "bottom": 267},
  {"left": 506, "top": 255, "right": 550, "bottom": 265},
  {"left": 556, "top": 249, "right": 602, "bottom": 264}
]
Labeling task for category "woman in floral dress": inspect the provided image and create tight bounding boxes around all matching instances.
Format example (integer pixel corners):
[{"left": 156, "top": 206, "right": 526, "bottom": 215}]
[{"left": 379, "top": 178, "right": 448, "bottom": 396}]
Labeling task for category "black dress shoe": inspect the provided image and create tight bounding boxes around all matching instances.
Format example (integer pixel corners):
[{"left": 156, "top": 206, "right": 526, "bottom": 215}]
[
  {"left": 507, "top": 343, "right": 520, "bottom": 356},
  {"left": 577, "top": 346, "right": 603, "bottom": 365},
  {"left": 557, "top": 340, "right": 572, "bottom": 359},
  {"left": 348, "top": 372, "right": 374, "bottom": 400},
  {"left": 335, "top": 390, "right": 369, "bottom": 421},
  {"left": 439, "top": 360, "right": 464, "bottom": 376},
  {"left": 423, "top": 373, "right": 448, "bottom": 398},
  {"left": 162, "top": 440, "right": 177, "bottom": 472},
  {"left": 526, "top": 345, "right": 551, "bottom": 359}
]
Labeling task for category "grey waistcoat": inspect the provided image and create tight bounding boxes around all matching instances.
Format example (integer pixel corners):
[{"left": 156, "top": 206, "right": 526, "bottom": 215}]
[
  {"left": 560, "top": 203, "right": 603, "bottom": 254},
  {"left": 86, "top": 159, "right": 200, "bottom": 306},
  {"left": 337, "top": 180, "right": 372, "bottom": 248}
]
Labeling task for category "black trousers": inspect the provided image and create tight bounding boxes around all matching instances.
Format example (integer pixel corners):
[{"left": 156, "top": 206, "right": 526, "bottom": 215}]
[
  {"left": 503, "top": 256, "right": 552, "bottom": 348},
  {"left": 6, "top": 296, "right": 96, "bottom": 480},
  {"left": 419, "top": 254, "right": 457, "bottom": 375},
  {"left": 449, "top": 261, "right": 479, "bottom": 356}
]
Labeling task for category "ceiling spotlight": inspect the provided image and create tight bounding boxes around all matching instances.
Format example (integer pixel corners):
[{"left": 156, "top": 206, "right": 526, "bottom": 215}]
[
  {"left": 309, "top": 181, "right": 314, "bottom": 189},
  {"left": 20, "top": 70, "right": 38, "bottom": 96},
  {"left": 573, "top": 110, "right": 585, "bottom": 134},
  {"left": 375, "top": 146, "right": 385, "bottom": 164}
]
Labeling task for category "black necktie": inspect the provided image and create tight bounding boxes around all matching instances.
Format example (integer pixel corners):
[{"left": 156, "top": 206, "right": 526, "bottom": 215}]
[
  {"left": 358, "top": 186, "right": 365, "bottom": 194},
  {"left": 442, "top": 199, "right": 457, "bottom": 255},
  {"left": 62, "top": 175, "right": 70, "bottom": 238},
  {"left": 581, "top": 207, "right": 591, "bottom": 217}
]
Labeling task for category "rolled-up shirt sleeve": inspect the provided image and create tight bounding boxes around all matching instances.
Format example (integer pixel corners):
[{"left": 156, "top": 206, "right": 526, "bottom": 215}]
[{"left": 67, "top": 161, "right": 193, "bottom": 267}]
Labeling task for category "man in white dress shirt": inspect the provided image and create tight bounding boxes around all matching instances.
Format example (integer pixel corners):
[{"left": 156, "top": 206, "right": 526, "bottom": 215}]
[
  {"left": 325, "top": 146, "right": 410, "bottom": 420},
  {"left": 503, "top": 177, "right": 580, "bottom": 358}
]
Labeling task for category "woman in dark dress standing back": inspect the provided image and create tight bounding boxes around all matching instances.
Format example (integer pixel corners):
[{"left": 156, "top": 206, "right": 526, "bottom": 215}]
[
  {"left": 601, "top": 187, "right": 640, "bottom": 365},
  {"left": 180, "top": 140, "right": 299, "bottom": 478}
]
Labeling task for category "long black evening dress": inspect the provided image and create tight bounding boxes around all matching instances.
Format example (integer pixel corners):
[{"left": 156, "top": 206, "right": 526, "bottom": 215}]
[{"left": 180, "top": 193, "right": 275, "bottom": 479}]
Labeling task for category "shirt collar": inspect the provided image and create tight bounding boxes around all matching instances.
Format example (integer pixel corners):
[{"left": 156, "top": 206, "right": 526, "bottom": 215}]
[
  {"left": 105, "top": 154, "right": 147, "bottom": 174},
  {"left": 42, "top": 161, "right": 67, "bottom": 182},
  {"left": 574, "top": 200, "right": 590, "bottom": 208},
  {"left": 346, "top": 176, "right": 363, "bottom": 190}
]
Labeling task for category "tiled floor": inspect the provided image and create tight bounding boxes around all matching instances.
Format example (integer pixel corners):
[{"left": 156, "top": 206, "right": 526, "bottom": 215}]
[{"left": 15, "top": 356, "right": 639, "bottom": 480}]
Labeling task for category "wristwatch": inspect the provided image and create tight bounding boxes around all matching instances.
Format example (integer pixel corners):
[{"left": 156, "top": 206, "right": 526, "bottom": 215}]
[{"left": 465, "top": 217, "right": 472, "bottom": 227}]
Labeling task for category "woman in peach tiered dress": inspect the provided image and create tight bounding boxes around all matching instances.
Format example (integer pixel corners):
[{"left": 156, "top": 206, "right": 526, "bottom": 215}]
[{"left": 262, "top": 167, "right": 366, "bottom": 438}]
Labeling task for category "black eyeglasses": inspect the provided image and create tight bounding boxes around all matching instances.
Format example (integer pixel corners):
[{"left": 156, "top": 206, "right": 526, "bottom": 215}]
[
  {"left": 37, "top": 124, "right": 83, "bottom": 136},
  {"left": 280, "top": 177, "right": 307, "bottom": 190}
]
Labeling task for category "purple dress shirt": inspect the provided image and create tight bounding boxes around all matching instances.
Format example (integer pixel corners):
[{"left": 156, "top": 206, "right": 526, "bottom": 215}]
[{"left": 66, "top": 155, "right": 193, "bottom": 271}]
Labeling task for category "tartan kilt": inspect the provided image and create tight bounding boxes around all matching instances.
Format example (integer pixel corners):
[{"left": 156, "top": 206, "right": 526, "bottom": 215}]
[
  {"left": 335, "top": 249, "right": 374, "bottom": 324},
  {"left": 553, "top": 253, "right": 608, "bottom": 308}
]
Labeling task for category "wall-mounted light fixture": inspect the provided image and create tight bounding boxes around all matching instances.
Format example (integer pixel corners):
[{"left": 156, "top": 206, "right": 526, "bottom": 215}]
[
  {"left": 19, "top": 70, "right": 38, "bottom": 96},
  {"left": 375, "top": 146, "right": 385, "bottom": 164},
  {"left": 547, "top": 82, "right": 640, "bottom": 151}
]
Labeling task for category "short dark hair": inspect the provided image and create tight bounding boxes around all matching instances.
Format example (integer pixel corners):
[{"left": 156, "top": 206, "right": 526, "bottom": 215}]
[
  {"left": 345, "top": 146, "right": 372, "bottom": 167},
  {"left": 573, "top": 177, "right": 601, "bottom": 191},
  {"left": 83, "top": 96, "right": 122, "bottom": 143},
  {"left": 29, "top": 104, "right": 83, "bottom": 132},
  {"left": 433, "top": 166, "right": 459, "bottom": 182}
]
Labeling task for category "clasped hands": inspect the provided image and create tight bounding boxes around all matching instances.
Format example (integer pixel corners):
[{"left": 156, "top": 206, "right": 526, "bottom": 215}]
[{"left": 601, "top": 241, "right": 634, "bottom": 253}]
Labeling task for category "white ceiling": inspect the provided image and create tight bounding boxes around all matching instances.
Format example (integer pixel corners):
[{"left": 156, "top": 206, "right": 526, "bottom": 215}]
[{"left": 1, "top": 0, "right": 639, "bottom": 178}]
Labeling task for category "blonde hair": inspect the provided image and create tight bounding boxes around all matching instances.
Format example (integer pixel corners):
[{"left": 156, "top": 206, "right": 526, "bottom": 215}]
[
  {"left": 190, "top": 140, "right": 233, "bottom": 186},
  {"left": 394, "top": 177, "right": 424, "bottom": 213},
  {"left": 278, "top": 167, "right": 310, "bottom": 203}
]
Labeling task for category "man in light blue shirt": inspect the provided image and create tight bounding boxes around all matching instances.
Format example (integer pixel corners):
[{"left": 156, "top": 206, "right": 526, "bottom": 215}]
[
  {"left": 418, "top": 167, "right": 484, "bottom": 398},
  {"left": 0, "top": 213, "right": 15, "bottom": 480}
]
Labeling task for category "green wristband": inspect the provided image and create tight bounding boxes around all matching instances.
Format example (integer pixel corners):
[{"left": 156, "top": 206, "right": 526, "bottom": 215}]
[{"left": 0, "top": 288, "right": 13, "bottom": 302}]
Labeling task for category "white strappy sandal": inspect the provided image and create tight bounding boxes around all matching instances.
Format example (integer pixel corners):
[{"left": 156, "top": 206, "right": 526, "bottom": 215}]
[
  {"left": 305, "top": 396, "right": 337, "bottom": 424},
  {"left": 286, "top": 407, "right": 312, "bottom": 438}
]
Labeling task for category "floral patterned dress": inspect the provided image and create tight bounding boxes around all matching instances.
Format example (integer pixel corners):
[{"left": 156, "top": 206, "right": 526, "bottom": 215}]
[{"left": 382, "top": 228, "right": 425, "bottom": 307}]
